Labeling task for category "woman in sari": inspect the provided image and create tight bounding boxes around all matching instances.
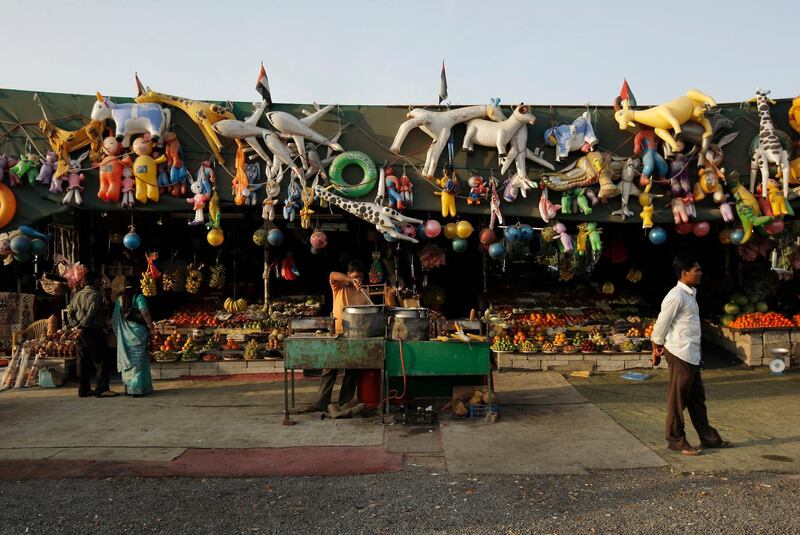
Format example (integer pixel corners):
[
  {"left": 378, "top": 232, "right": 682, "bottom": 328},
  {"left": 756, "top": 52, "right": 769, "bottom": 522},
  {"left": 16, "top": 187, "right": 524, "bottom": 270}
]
[{"left": 112, "top": 276, "right": 155, "bottom": 396}]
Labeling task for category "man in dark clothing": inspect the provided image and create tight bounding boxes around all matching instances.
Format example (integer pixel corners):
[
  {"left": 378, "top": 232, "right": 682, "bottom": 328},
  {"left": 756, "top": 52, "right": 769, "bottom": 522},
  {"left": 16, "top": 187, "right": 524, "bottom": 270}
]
[{"left": 67, "top": 271, "right": 116, "bottom": 397}]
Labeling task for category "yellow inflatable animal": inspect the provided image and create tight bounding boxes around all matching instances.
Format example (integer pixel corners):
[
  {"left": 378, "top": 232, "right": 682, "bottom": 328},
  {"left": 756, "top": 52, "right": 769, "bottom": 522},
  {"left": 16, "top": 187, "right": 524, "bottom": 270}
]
[{"left": 788, "top": 96, "right": 800, "bottom": 137}]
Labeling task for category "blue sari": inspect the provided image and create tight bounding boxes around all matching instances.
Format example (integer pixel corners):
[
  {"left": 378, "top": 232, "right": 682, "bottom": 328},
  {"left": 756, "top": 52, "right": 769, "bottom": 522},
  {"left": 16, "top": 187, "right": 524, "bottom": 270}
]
[{"left": 112, "top": 294, "right": 153, "bottom": 396}]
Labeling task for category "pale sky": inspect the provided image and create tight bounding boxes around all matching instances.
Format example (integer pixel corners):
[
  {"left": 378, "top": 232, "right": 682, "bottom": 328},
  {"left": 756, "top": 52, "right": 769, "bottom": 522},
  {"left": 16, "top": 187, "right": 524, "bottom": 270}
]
[{"left": 2, "top": 0, "right": 798, "bottom": 106}]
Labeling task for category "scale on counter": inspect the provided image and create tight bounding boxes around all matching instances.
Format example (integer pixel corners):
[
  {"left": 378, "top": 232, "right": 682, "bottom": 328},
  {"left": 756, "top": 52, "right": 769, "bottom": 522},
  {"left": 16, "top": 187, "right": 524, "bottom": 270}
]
[{"left": 768, "top": 348, "right": 790, "bottom": 375}]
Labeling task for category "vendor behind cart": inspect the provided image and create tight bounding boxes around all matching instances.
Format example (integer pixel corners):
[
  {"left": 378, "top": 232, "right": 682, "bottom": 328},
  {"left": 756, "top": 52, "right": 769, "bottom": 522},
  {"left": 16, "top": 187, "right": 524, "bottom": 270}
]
[{"left": 305, "top": 260, "right": 369, "bottom": 414}]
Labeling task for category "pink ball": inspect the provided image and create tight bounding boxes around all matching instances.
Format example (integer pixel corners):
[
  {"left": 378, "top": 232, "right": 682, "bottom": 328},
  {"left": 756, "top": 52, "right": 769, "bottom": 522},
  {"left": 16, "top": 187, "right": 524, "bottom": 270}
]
[
  {"left": 310, "top": 231, "right": 328, "bottom": 249},
  {"left": 676, "top": 222, "right": 693, "bottom": 235},
  {"left": 765, "top": 219, "right": 785, "bottom": 235},
  {"left": 424, "top": 220, "right": 441, "bottom": 238},
  {"left": 692, "top": 221, "right": 710, "bottom": 237}
]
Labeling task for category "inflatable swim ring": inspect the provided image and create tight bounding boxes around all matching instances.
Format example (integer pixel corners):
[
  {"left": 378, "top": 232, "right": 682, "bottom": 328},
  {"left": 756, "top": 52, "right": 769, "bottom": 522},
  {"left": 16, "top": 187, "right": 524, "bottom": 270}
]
[
  {"left": 328, "top": 151, "right": 377, "bottom": 198},
  {"left": 0, "top": 183, "right": 16, "bottom": 229}
]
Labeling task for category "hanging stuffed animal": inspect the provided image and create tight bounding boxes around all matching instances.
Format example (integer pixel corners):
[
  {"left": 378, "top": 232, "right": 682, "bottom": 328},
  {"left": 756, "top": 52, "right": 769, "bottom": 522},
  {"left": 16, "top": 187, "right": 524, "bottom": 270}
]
[
  {"left": 633, "top": 128, "right": 668, "bottom": 188},
  {"left": 35, "top": 151, "right": 57, "bottom": 186},
  {"left": 164, "top": 132, "right": 189, "bottom": 197},
  {"left": 435, "top": 167, "right": 458, "bottom": 218},
  {"left": 299, "top": 183, "right": 315, "bottom": 229},
  {"left": 262, "top": 179, "right": 280, "bottom": 221},
  {"left": 61, "top": 152, "right": 88, "bottom": 206},
  {"left": 489, "top": 176, "right": 504, "bottom": 229},
  {"left": 765, "top": 178, "right": 793, "bottom": 217},
  {"left": 196, "top": 159, "right": 216, "bottom": 195},
  {"left": 553, "top": 223, "right": 573, "bottom": 253},
  {"left": 232, "top": 141, "right": 250, "bottom": 206},
  {"left": 726, "top": 171, "right": 772, "bottom": 244},
  {"left": 10, "top": 153, "right": 41, "bottom": 186},
  {"left": 281, "top": 254, "right": 300, "bottom": 281},
  {"left": 122, "top": 134, "right": 165, "bottom": 204},
  {"left": 586, "top": 223, "right": 603, "bottom": 260},
  {"left": 544, "top": 110, "right": 599, "bottom": 162},
  {"left": 538, "top": 186, "right": 561, "bottom": 223},
  {"left": 398, "top": 169, "right": 414, "bottom": 207},
  {"left": 155, "top": 150, "right": 170, "bottom": 193},
  {"left": 639, "top": 181, "right": 655, "bottom": 229},
  {"left": 612, "top": 157, "right": 641, "bottom": 219},
  {"left": 120, "top": 167, "right": 135, "bottom": 209},
  {"left": 467, "top": 174, "right": 487, "bottom": 205},
  {"left": 384, "top": 166, "right": 405, "bottom": 210},
  {"left": 95, "top": 137, "right": 125, "bottom": 203},
  {"left": 0, "top": 155, "right": 19, "bottom": 187},
  {"left": 186, "top": 175, "right": 210, "bottom": 225},
  {"left": 283, "top": 179, "right": 301, "bottom": 222},
  {"left": 242, "top": 162, "right": 261, "bottom": 206}
]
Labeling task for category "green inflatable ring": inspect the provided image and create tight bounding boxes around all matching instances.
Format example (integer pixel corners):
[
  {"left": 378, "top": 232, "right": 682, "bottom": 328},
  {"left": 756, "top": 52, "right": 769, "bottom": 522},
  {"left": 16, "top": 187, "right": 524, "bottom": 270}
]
[{"left": 328, "top": 151, "right": 378, "bottom": 198}]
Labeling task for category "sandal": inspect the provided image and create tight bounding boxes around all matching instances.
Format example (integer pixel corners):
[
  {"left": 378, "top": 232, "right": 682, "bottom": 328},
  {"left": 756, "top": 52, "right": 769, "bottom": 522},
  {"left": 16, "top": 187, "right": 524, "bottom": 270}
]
[{"left": 669, "top": 445, "right": 702, "bottom": 456}]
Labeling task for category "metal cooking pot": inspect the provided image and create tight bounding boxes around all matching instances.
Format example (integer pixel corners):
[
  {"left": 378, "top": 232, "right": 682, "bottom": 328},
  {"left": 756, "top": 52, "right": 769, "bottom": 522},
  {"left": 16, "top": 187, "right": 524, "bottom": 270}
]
[
  {"left": 342, "top": 305, "right": 385, "bottom": 338},
  {"left": 389, "top": 307, "right": 430, "bottom": 319},
  {"left": 344, "top": 304, "right": 385, "bottom": 315}
]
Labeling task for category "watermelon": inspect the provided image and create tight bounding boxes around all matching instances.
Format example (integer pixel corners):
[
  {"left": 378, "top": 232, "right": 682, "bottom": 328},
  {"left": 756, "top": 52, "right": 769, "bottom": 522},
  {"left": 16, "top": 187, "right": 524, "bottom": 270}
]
[
  {"left": 755, "top": 302, "right": 769, "bottom": 313},
  {"left": 720, "top": 314, "right": 735, "bottom": 327},
  {"left": 723, "top": 302, "right": 740, "bottom": 315},
  {"left": 731, "top": 294, "right": 748, "bottom": 306}
]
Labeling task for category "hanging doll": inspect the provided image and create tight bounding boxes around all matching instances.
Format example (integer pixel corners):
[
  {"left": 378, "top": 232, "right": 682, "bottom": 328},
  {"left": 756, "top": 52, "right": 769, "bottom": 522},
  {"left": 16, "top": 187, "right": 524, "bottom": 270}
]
[
  {"left": 96, "top": 137, "right": 124, "bottom": 203},
  {"left": 283, "top": 179, "right": 301, "bottom": 222},
  {"left": 262, "top": 179, "right": 280, "bottom": 221},
  {"left": 633, "top": 128, "right": 668, "bottom": 188},
  {"left": 61, "top": 152, "right": 88, "bottom": 205},
  {"left": 241, "top": 162, "right": 261, "bottom": 206},
  {"left": 35, "top": 151, "right": 57, "bottom": 186},
  {"left": 164, "top": 132, "right": 188, "bottom": 197},
  {"left": 553, "top": 222, "right": 573, "bottom": 253},
  {"left": 467, "top": 174, "right": 487, "bottom": 205},
  {"left": 398, "top": 168, "right": 413, "bottom": 207},
  {"left": 154, "top": 149, "right": 170, "bottom": 193},
  {"left": 489, "top": 175, "right": 504, "bottom": 229},
  {"left": 435, "top": 166, "right": 458, "bottom": 218},
  {"left": 765, "top": 178, "right": 794, "bottom": 217},
  {"left": 299, "top": 183, "right": 315, "bottom": 229},
  {"left": 667, "top": 151, "right": 696, "bottom": 224},
  {"left": 612, "top": 157, "right": 641, "bottom": 219},
  {"left": 585, "top": 222, "right": 603, "bottom": 260},
  {"left": 186, "top": 175, "right": 210, "bottom": 225},
  {"left": 0, "top": 154, "right": 19, "bottom": 187},
  {"left": 639, "top": 181, "right": 655, "bottom": 229},
  {"left": 121, "top": 134, "right": 165, "bottom": 204},
  {"left": 10, "top": 153, "right": 41, "bottom": 186},
  {"left": 232, "top": 141, "right": 250, "bottom": 206},
  {"left": 384, "top": 166, "right": 405, "bottom": 209},
  {"left": 196, "top": 159, "right": 216, "bottom": 195},
  {"left": 120, "top": 166, "right": 135, "bottom": 209}
]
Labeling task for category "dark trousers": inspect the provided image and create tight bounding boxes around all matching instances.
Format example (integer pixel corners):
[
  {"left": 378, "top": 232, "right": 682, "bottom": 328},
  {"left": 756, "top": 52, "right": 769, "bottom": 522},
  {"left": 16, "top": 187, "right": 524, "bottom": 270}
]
[
  {"left": 76, "top": 327, "right": 110, "bottom": 395},
  {"left": 665, "top": 351, "right": 723, "bottom": 449},
  {"left": 315, "top": 369, "right": 358, "bottom": 408}
]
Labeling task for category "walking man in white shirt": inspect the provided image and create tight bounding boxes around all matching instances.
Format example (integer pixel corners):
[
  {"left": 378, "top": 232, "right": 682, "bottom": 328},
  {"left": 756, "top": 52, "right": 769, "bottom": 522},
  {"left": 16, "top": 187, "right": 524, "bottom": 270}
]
[{"left": 651, "top": 253, "right": 731, "bottom": 456}]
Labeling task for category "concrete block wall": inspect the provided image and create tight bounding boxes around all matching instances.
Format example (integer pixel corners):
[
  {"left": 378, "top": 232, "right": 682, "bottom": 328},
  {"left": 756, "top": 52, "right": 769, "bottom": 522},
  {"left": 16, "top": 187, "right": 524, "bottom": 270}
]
[
  {"left": 152, "top": 359, "right": 285, "bottom": 380},
  {"left": 497, "top": 352, "right": 654, "bottom": 373}
]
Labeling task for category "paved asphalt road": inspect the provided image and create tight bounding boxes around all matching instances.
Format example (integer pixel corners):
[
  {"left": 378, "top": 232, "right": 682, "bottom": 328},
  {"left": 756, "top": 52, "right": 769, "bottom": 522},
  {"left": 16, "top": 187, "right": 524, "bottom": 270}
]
[{"left": 1, "top": 468, "right": 797, "bottom": 534}]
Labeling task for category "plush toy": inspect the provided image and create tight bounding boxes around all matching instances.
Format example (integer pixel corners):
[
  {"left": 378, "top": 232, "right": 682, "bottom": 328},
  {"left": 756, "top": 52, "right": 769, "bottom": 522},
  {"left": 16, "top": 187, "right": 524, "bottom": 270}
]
[
  {"left": 35, "top": 151, "right": 57, "bottom": 186},
  {"left": 639, "top": 181, "right": 655, "bottom": 229},
  {"left": 586, "top": 222, "right": 603, "bottom": 259},
  {"left": 553, "top": 222, "right": 573, "bottom": 253},
  {"left": 789, "top": 95, "right": 800, "bottom": 137},
  {"left": 120, "top": 167, "right": 135, "bottom": 209},
  {"left": 122, "top": 135, "right": 166, "bottom": 204},
  {"left": 725, "top": 171, "right": 772, "bottom": 244},
  {"left": 765, "top": 179, "right": 793, "bottom": 217},
  {"left": 391, "top": 99, "right": 504, "bottom": 178},
  {"left": 612, "top": 157, "right": 641, "bottom": 219},
  {"left": 61, "top": 152, "right": 88, "bottom": 206},
  {"left": 163, "top": 132, "right": 188, "bottom": 197},
  {"left": 544, "top": 111, "right": 598, "bottom": 162},
  {"left": 283, "top": 179, "right": 301, "bottom": 222},
  {"left": 435, "top": 168, "right": 458, "bottom": 218},
  {"left": 613, "top": 88, "right": 717, "bottom": 164},
  {"left": 538, "top": 187, "right": 561, "bottom": 223},
  {"left": 561, "top": 188, "right": 592, "bottom": 215},
  {"left": 186, "top": 175, "right": 210, "bottom": 226},
  {"left": 196, "top": 159, "right": 216, "bottom": 195},
  {"left": 467, "top": 174, "right": 487, "bottom": 205},
  {"left": 384, "top": 166, "right": 405, "bottom": 210},
  {"left": 96, "top": 137, "right": 124, "bottom": 203},
  {"left": 262, "top": 179, "right": 280, "bottom": 221},
  {"left": 398, "top": 170, "right": 414, "bottom": 208},
  {"left": 0, "top": 155, "right": 19, "bottom": 186},
  {"left": 49, "top": 170, "right": 64, "bottom": 194},
  {"left": 38, "top": 118, "right": 104, "bottom": 179},
  {"left": 135, "top": 76, "right": 235, "bottom": 164},
  {"left": 91, "top": 92, "right": 170, "bottom": 147},
  {"left": 299, "top": 184, "right": 315, "bottom": 229},
  {"left": 575, "top": 224, "right": 588, "bottom": 256},
  {"left": 242, "top": 162, "right": 261, "bottom": 206},
  {"left": 10, "top": 153, "right": 40, "bottom": 186},
  {"left": 489, "top": 176, "right": 504, "bottom": 229},
  {"left": 748, "top": 89, "right": 791, "bottom": 198}
]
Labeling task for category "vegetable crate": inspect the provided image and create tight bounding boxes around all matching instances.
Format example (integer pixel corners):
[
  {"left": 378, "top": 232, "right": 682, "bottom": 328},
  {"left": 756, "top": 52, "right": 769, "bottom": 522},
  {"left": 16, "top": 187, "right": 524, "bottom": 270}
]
[{"left": 468, "top": 404, "right": 500, "bottom": 419}]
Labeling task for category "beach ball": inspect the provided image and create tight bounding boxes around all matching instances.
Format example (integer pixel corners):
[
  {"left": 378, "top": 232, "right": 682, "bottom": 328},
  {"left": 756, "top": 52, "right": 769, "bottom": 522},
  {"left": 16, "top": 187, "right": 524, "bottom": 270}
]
[
  {"left": 648, "top": 227, "right": 667, "bottom": 245},
  {"left": 10, "top": 235, "right": 31, "bottom": 254},
  {"left": 443, "top": 222, "right": 458, "bottom": 240},
  {"left": 207, "top": 228, "right": 224, "bottom": 247},
  {"left": 310, "top": 231, "right": 328, "bottom": 249},
  {"left": 452, "top": 238, "right": 468, "bottom": 252},
  {"left": 504, "top": 226, "right": 521, "bottom": 243},
  {"left": 402, "top": 224, "right": 418, "bottom": 238},
  {"left": 267, "top": 228, "right": 284, "bottom": 246},
  {"left": 30, "top": 238, "right": 48, "bottom": 256},
  {"left": 479, "top": 228, "right": 496, "bottom": 245},
  {"left": 730, "top": 229, "right": 745, "bottom": 245},
  {"left": 424, "top": 220, "right": 441, "bottom": 238},
  {"left": 455, "top": 220, "right": 474, "bottom": 239},
  {"left": 764, "top": 219, "right": 785, "bottom": 235},
  {"left": 488, "top": 242, "right": 506, "bottom": 259},
  {"left": 519, "top": 224, "right": 534, "bottom": 242},
  {"left": 692, "top": 221, "right": 710, "bottom": 237},
  {"left": 122, "top": 231, "right": 141, "bottom": 250},
  {"left": 252, "top": 229, "right": 268, "bottom": 246},
  {"left": 675, "top": 222, "right": 693, "bottom": 235}
]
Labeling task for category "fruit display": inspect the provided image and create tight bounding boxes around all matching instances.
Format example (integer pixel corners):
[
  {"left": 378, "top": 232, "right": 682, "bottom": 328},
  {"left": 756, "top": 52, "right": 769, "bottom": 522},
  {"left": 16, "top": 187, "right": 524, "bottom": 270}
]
[
  {"left": 153, "top": 351, "right": 177, "bottom": 362},
  {"left": 727, "top": 312, "right": 794, "bottom": 330},
  {"left": 517, "top": 339, "right": 538, "bottom": 353},
  {"left": 208, "top": 264, "right": 226, "bottom": 290},
  {"left": 161, "top": 271, "right": 176, "bottom": 292},
  {"left": 268, "top": 297, "right": 322, "bottom": 318},
  {"left": 553, "top": 332, "right": 568, "bottom": 346},
  {"left": 491, "top": 337, "right": 515, "bottom": 352},
  {"left": 140, "top": 271, "right": 157, "bottom": 297},
  {"left": 150, "top": 332, "right": 164, "bottom": 352},
  {"left": 512, "top": 329, "right": 527, "bottom": 347},
  {"left": 572, "top": 332, "right": 586, "bottom": 346},
  {"left": 626, "top": 327, "right": 641, "bottom": 337},
  {"left": 223, "top": 297, "right": 248, "bottom": 314},
  {"left": 619, "top": 340, "right": 639, "bottom": 352},
  {"left": 224, "top": 336, "right": 242, "bottom": 351},
  {"left": 160, "top": 333, "right": 185, "bottom": 352},
  {"left": 541, "top": 342, "right": 556, "bottom": 353},
  {"left": 244, "top": 339, "right": 260, "bottom": 360},
  {"left": 795, "top": 314, "right": 800, "bottom": 327},
  {"left": 203, "top": 333, "right": 224, "bottom": 351},
  {"left": 561, "top": 344, "right": 578, "bottom": 353},
  {"left": 181, "top": 336, "right": 200, "bottom": 361},
  {"left": 580, "top": 340, "right": 596, "bottom": 353},
  {"left": 185, "top": 263, "right": 203, "bottom": 294},
  {"left": 643, "top": 322, "right": 654, "bottom": 338},
  {"left": 590, "top": 331, "right": 608, "bottom": 347},
  {"left": 202, "top": 353, "right": 221, "bottom": 362}
]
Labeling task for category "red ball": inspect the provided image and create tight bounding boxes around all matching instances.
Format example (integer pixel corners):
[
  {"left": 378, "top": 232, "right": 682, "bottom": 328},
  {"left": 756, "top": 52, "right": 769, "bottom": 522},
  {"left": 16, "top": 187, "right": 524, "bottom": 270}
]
[
  {"left": 692, "top": 221, "right": 710, "bottom": 237},
  {"left": 479, "top": 228, "right": 496, "bottom": 245},
  {"left": 764, "top": 219, "right": 784, "bottom": 235},
  {"left": 676, "top": 222, "right": 693, "bottom": 235}
]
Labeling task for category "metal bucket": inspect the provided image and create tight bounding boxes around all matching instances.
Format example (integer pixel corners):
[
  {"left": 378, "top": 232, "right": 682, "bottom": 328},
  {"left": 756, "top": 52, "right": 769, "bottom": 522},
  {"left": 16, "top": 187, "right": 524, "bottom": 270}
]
[
  {"left": 388, "top": 308, "right": 430, "bottom": 340},
  {"left": 343, "top": 305, "right": 385, "bottom": 338}
]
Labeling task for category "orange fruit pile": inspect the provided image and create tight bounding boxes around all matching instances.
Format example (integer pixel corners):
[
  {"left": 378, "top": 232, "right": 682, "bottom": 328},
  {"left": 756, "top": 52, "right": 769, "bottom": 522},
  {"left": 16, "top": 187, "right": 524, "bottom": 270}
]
[{"left": 728, "top": 312, "right": 794, "bottom": 329}]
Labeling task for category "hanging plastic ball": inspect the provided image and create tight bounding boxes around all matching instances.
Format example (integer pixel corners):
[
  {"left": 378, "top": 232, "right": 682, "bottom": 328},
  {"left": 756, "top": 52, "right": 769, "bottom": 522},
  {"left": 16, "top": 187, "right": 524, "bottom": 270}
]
[
  {"left": 676, "top": 222, "right": 693, "bottom": 235},
  {"left": 479, "top": 228, "right": 496, "bottom": 245},
  {"left": 29, "top": 238, "right": 48, "bottom": 256},
  {"left": 764, "top": 219, "right": 785, "bottom": 235},
  {"left": 648, "top": 227, "right": 667, "bottom": 245},
  {"left": 13, "top": 252, "right": 31, "bottom": 262},
  {"left": 310, "top": 231, "right": 328, "bottom": 249},
  {"left": 488, "top": 242, "right": 506, "bottom": 259},
  {"left": 719, "top": 229, "right": 732, "bottom": 245},
  {"left": 416, "top": 224, "right": 428, "bottom": 241},
  {"left": 207, "top": 228, "right": 224, "bottom": 247},
  {"left": 311, "top": 246, "right": 322, "bottom": 255},
  {"left": 504, "top": 226, "right": 521, "bottom": 243},
  {"left": 252, "top": 229, "right": 268, "bottom": 246},
  {"left": 455, "top": 220, "right": 474, "bottom": 239},
  {"left": 443, "top": 222, "right": 458, "bottom": 240},
  {"left": 402, "top": 224, "right": 418, "bottom": 238},
  {"left": 267, "top": 228, "right": 284, "bottom": 246},
  {"left": 519, "top": 224, "right": 534, "bottom": 242},
  {"left": 452, "top": 238, "right": 468, "bottom": 252},
  {"left": 10, "top": 235, "right": 31, "bottom": 254},
  {"left": 692, "top": 221, "right": 710, "bottom": 237},
  {"left": 730, "top": 229, "right": 745, "bottom": 245},
  {"left": 123, "top": 231, "right": 141, "bottom": 250},
  {"left": 424, "top": 220, "right": 441, "bottom": 238}
]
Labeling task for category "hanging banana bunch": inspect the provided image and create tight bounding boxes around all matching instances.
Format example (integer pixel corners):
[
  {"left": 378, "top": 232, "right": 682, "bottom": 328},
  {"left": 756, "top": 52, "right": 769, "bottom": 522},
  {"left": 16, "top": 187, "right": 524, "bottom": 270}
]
[{"left": 186, "top": 262, "right": 204, "bottom": 294}]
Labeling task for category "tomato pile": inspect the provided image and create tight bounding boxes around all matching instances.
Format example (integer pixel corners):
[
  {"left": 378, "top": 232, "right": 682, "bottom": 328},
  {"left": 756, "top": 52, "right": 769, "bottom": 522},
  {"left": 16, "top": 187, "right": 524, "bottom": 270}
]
[{"left": 727, "top": 312, "right": 795, "bottom": 330}]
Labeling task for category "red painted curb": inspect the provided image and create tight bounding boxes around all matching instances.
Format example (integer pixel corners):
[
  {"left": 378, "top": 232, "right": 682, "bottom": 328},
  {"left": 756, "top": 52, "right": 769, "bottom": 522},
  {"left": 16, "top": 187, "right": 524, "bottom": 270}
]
[{"left": 0, "top": 446, "right": 403, "bottom": 480}]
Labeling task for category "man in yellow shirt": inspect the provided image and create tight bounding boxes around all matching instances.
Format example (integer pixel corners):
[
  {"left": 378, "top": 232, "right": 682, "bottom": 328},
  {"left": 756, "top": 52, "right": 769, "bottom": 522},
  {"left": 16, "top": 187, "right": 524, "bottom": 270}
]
[{"left": 306, "top": 260, "right": 369, "bottom": 413}]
